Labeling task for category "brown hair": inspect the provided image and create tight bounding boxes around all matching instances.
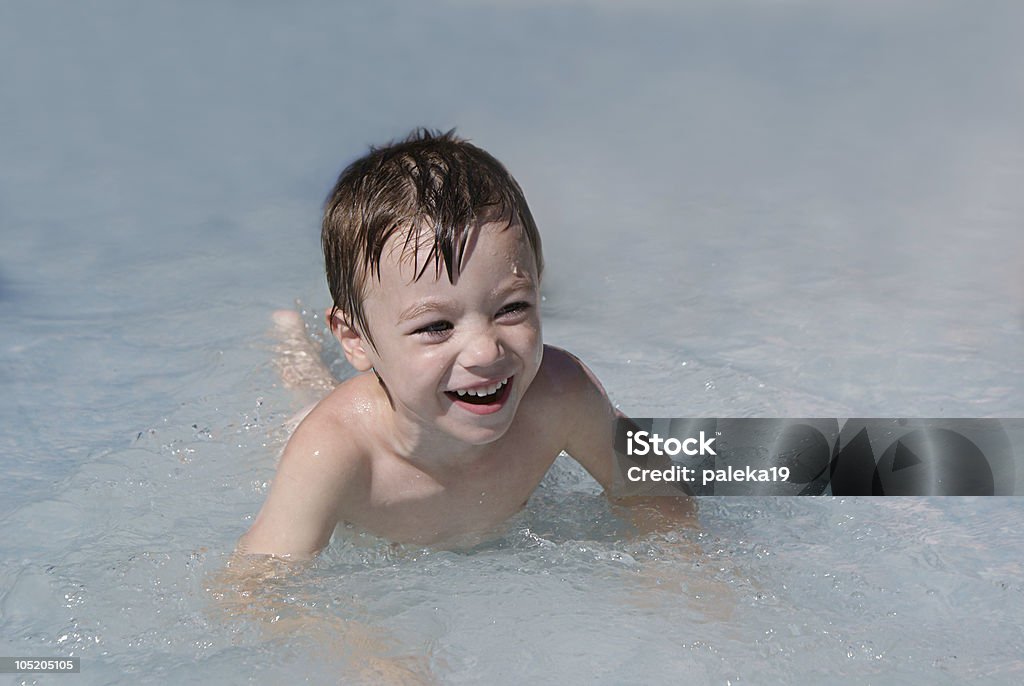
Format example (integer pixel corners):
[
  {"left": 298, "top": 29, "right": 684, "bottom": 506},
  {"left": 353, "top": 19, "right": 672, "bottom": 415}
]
[{"left": 322, "top": 128, "right": 543, "bottom": 346}]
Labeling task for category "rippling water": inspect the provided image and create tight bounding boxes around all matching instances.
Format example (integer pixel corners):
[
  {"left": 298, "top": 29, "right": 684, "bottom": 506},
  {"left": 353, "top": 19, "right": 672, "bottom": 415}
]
[{"left": 2, "top": 1, "right": 1023, "bottom": 683}]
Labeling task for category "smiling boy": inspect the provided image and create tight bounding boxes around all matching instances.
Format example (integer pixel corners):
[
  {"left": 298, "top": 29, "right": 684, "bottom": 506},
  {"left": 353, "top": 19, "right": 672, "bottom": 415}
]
[{"left": 239, "top": 130, "right": 684, "bottom": 559}]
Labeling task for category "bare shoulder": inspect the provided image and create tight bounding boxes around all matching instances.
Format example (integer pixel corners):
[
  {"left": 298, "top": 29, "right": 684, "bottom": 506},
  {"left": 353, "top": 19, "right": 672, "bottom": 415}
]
[
  {"left": 238, "top": 374, "right": 379, "bottom": 558},
  {"left": 526, "top": 345, "right": 618, "bottom": 491},
  {"left": 305, "top": 372, "right": 382, "bottom": 437},
  {"left": 279, "top": 373, "right": 380, "bottom": 498},
  {"left": 531, "top": 344, "right": 613, "bottom": 410}
]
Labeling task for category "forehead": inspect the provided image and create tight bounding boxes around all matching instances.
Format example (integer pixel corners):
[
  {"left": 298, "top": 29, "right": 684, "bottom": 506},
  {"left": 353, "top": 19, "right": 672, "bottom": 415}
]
[
  {"left": 366, "top": 220, "right": 537, "bottom": 307},
  {"left": 386, "top": 219, "right": 534, "bottom": 282}
]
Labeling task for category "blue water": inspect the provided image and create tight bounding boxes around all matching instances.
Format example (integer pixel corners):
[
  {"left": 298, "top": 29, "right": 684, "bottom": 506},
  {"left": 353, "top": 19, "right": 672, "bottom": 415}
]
[{"left": 2, "top": 1, "right": 1023, "bottom": 683}]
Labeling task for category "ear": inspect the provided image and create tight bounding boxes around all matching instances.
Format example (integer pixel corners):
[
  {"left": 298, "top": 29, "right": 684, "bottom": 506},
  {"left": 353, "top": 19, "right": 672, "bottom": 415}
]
[{"left": 328, "top": 308, "right": 374, "bottom": 372}]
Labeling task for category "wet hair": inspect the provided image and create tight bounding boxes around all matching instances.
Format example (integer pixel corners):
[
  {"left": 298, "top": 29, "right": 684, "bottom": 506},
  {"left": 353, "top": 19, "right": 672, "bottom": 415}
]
[{"left": 322, "top": 128, "right": 543, "bottom": 346}]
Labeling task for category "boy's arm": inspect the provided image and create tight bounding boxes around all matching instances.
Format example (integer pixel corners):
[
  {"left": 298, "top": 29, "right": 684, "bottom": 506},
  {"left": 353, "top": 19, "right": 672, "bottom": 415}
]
[
  {"left": 212, "top": 552, "right": 435, "bottom": 683},
  {"left": 557, "top": 350, "right": 619, "bottom": 493},
  {"left": 558, "top": 349, "right": 697, "bottom": 534},
  {"left": 237, "top": 409, "right": 368, "bottom": 559}
]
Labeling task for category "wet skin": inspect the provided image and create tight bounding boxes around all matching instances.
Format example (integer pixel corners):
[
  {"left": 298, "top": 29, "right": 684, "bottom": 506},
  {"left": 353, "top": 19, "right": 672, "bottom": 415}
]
[{"left": 240, "top": 221, "right": 620, "bottom": 555}]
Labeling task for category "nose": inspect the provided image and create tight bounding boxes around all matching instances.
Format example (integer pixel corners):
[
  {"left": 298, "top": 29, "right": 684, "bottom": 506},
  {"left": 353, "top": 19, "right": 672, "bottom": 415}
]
[{"left": 459, "top": 325, "right": 504, "bottom": 369}]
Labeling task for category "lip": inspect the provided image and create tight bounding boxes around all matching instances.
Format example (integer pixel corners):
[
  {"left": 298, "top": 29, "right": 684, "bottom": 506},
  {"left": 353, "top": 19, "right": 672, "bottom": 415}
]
[{"left": 445, "top": 376, "right": 514, "bottom": 415}]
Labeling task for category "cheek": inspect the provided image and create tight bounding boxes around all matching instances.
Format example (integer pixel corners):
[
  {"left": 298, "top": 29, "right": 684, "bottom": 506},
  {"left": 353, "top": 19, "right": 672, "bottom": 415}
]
[
  {"left": 512, "top": 319, "right": 543, "bottom": 362},
  {"left": 377, "top": 352, "right": 450, "bottom": 404},
  {"left": 526, "top": 313, "right": 543, "bottom": 344},
  {"left": 408, "top": 347, "right": 456, "bottom": 385}
]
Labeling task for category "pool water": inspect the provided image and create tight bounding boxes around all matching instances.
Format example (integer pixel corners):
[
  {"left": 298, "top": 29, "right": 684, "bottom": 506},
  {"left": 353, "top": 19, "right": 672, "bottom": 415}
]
[{"left": 2, "top": 1, "right": 1023, "bottom": 683}]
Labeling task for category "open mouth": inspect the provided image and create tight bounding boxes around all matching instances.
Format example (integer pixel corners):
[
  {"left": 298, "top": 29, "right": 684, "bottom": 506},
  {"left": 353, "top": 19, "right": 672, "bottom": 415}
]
[{"left": 445, "top": 377, "right": 512, "bottom": 406}]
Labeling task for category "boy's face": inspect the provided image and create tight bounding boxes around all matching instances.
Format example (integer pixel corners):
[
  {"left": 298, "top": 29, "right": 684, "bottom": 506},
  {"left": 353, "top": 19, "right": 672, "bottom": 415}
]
[{"left": 353, "top": 219, "right": 543, "bottom": 446}]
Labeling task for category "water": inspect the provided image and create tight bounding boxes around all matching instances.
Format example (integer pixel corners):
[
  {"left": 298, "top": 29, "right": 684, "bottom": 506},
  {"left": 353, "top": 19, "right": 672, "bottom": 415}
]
[{"left": 2, "top": 0, "right": 1023, "bottom": 683}]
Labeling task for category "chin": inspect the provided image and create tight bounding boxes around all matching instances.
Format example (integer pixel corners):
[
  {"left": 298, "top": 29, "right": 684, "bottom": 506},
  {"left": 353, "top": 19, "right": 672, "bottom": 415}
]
[
  {"left": 441, "top": 411, "right": 517, "bottom": 446},
  {"left": 451, "top": 422, "right": 514, "bottom": 446}
]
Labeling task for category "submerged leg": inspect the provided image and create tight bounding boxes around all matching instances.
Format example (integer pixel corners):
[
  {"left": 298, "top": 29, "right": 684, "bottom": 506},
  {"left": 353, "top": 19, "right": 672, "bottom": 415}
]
[{"left": 271, "top": 309, "right": 337, "bottom": 395}]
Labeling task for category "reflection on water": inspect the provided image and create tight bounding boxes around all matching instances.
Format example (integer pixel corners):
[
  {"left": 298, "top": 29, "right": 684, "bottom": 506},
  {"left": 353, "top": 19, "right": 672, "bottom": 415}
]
[{"left": 2, "top": 0, "right": 1023, "bottom": 683}]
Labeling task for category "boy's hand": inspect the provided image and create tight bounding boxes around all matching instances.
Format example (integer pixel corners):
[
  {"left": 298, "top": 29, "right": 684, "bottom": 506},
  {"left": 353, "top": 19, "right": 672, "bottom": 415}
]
[
  {"left": 210, "top": 553, "right": 437, "bottom": 684},
  {"left": 609, "top": 493, "right": 699, "bottom": 537}
]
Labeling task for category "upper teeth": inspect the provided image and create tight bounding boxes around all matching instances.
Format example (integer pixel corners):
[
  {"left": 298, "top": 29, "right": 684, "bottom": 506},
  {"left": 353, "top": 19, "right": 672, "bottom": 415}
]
[{"left": 455, "top": 378, "right": 509, "bottom": 397}]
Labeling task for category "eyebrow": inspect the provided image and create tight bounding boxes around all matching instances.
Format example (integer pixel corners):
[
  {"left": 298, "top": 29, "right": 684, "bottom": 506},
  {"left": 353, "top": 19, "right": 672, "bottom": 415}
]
[
  {"left": 396, "top": 300, "right": 450, "bottom": 325},
  {"left": 395, "top": 276, "right": 538, "bottom": 326}
]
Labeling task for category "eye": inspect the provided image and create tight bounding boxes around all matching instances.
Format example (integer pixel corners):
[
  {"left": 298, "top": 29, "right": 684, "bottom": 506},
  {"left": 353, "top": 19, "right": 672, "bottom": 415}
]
[
  {"left": 497, "top": 301, "right": 531, "bottom": 319},
  {"left": 413, "top": 320, "right": 453, "bottom": 339}
]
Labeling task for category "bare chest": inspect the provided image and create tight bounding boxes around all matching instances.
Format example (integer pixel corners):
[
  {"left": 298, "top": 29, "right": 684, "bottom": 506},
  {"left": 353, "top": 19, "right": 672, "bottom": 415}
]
[{"left": 353, "top": 438, "right": 562, "bottom": 545}]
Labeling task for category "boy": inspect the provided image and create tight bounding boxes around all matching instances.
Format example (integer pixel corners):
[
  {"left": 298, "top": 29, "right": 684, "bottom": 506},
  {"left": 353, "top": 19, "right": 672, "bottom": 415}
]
[{"left": 239, "top": 129, "right": 689, "bottom": 559}]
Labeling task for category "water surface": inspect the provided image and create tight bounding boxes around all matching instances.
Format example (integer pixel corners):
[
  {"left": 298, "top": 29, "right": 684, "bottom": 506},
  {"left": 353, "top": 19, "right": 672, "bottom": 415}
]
[{"left": 2, "top": 1, "right": 1023, "bottom": 683}]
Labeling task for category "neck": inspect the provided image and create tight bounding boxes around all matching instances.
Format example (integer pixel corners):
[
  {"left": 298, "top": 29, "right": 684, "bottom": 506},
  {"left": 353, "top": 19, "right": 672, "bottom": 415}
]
[{"left": 375, "top": 392, "right": 491, "bottom": 477}]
